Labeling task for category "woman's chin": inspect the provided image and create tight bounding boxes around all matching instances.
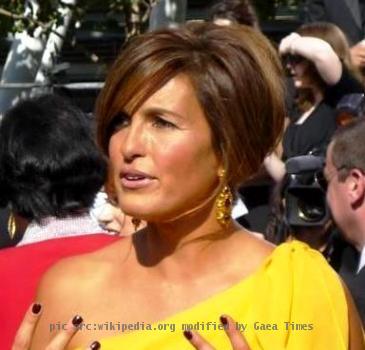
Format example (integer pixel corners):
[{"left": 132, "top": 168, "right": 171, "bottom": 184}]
[
  {"left": 293, "top": 80, "right": 303, "bottom": 88},
  {"left": 119, "top": 207, "right": 181, "bottom": 225},
  {"left": 118, "top": 204, "right": 158, "bottom": 222}
]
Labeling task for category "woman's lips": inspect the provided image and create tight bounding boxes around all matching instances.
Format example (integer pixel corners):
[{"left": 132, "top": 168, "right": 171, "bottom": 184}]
[{"left": 120, "top": 172, "right": 156, "bottom": 189}]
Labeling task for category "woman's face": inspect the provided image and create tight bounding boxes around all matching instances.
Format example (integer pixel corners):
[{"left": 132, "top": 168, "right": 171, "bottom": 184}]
[
  {"left": 108, "top": 74, "right": 221, "bottom": 222},
  {"left": 288, "top": 59, "right": 313, "bottom": 89}
]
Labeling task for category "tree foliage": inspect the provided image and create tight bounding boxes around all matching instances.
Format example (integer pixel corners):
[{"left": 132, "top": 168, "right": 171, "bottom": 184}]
[
  {"left": 0, "top": 0, "right": 301, "bottom": 40},
  {"left": 0, "top": 0, "right": 157, "bottom": 39}
]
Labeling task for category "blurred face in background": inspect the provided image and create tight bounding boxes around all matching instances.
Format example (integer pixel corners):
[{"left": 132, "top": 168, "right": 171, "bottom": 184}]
[{"left": 287, "top": 57, "right": 314, "bottom": 90}]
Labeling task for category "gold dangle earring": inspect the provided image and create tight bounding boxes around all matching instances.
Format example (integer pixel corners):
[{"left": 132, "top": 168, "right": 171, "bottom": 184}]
[
  {"left": 215, "top": 170, "right": 233, "bottom": 227},
  {"left": 7, "top": 212, "right": 16, "bottom": 239}
]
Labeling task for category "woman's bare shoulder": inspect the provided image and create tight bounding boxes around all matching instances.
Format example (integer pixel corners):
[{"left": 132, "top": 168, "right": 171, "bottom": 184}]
[
  {"left": 30, "top": 237, "right": 134, "bottom": 348},
  {"left": 232, "top": 228, "right": 275, "bottom": 271},
  {"left": 38, "top": 236, "right": 133, "bottom": 291},
  {"left": 238, "top": 228, "right": 274, "bottom": 253}
]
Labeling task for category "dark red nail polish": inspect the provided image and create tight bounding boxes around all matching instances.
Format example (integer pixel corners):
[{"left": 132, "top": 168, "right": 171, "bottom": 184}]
[
  {"left": 32, "top": 303, "right": 41, "bottom": 314},
  {"left": 90, "top": 341, "right": 101, "bottom": 350},
  {"left": 72, "top": 315, "right": 83, "bottom": 327},
  {"left": 183, "top": 330, "right": 193, "bottom": 340},
  {"left": 220, "top": 316, "right": 228, "bottom": 325}
]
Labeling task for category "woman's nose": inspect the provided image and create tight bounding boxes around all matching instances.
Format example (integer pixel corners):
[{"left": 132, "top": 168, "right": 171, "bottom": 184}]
[{"left": 120, "top": 122, "right": 146, "bottom": 162}]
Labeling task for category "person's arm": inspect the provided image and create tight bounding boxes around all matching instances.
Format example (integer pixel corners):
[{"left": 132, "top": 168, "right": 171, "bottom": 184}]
[
  {"left": 263, "top": 117, "right": 289, "bottom": 183},
  {"left": 263, "top": 153, "right": 286, "bottom": 183},
  {"left": 324, "top": 66, "right": 365, "bottom": 109},
  {"left": 279, "top": 33, "right": 342, "bottom": 85},
  {"left": 350, "top": 41, "right": 365, "bottom": 68}
]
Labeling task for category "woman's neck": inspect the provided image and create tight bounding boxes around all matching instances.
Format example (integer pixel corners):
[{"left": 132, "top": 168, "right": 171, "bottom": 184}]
[
  {"left": 312, "top": 88, "right": 324, "bottom": 106},
  {"left": 296, "top": 88, "right": 324, "bottom": 125},
  {"left": 132, "top": 201, "right": 238, "bottom": 278}
]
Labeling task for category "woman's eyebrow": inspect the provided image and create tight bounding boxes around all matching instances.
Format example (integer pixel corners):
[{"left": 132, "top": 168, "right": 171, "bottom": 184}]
[{"left": 143, "top": 107, "right": 185, "bottom": 120}]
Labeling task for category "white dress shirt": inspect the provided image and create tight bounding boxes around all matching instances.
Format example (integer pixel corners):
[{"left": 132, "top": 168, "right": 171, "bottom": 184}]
[{"left": 357, "top": 245, "right": 365, "bottom": 273}]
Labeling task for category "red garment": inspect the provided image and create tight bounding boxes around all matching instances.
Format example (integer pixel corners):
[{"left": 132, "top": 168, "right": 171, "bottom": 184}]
[{"left": 0, "top": 234, "right": 120, "bottom": 349}]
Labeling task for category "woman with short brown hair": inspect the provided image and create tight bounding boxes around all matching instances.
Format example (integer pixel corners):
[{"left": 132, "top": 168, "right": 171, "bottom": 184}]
[{"left": 14, "top": 22, "right": 363, "bottom": 350}]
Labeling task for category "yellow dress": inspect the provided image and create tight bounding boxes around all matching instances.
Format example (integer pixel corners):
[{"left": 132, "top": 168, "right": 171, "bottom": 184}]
[{"left": 75, "top": 241, "right": 349, "bottom": 349}]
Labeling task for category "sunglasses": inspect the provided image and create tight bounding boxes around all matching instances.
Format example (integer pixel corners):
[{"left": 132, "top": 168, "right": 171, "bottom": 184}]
[{"left": 282, "top": 54, "right": 304, "bottom": 66}]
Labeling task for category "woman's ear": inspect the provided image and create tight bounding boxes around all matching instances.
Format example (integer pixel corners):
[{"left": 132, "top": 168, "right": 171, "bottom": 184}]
[
  {"left": 216, "top": 152, "right": 228, "bottom": 179},
  {"left": 217, "top": 167, "right": 226, "bottom": 179}
]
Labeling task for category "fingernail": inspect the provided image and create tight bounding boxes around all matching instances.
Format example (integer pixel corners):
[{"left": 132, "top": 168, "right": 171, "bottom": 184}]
[
  {"left": 90, "top": 341, "right": 101, "bottom": 350},
  {"left": 72, "top": 315, "right": 83, "bottom": 327},
  {"left": 183, "top": 330, "right": 193, "bottom": 340},
  {"left": 32, "top": 303, "right": 42, "bottom": 314},
  {"left": 220, "top": 315, "right": 228, "bottom": 325}
]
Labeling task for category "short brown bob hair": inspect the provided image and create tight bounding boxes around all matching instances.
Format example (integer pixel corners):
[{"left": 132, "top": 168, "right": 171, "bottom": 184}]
[{"left": 96, "top": 22, "right": 285, "bottom": 189}]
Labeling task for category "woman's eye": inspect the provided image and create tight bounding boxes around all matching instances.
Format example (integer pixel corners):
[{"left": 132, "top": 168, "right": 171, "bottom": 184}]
[
  {"left": 152, "top": 116, "right": 176, "bottom": 129},
  {"left": 109, "top": 112, "right": 130, "bottom": 133}
]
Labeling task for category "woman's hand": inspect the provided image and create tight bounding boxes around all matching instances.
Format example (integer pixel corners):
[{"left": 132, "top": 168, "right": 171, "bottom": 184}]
[
  {"left": 12, "top": 303, "right": 100, "bottom": 350},
  {"left": 184, "top": 315, "right": 250, "bottom": 350},
  {"left": 279, "top": 32, "right": 301, "bottom": 56},
  {"left": 350, "top": 41, "right": 365, "bottom": 68}
]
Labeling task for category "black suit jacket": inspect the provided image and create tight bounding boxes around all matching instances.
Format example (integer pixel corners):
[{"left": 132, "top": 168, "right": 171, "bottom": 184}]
[
  {"left": 339, "top": 245, "right": 365, "bottom": 326},
  {"left": 303, "top": 0, "right": 365, "bottom": 45}
]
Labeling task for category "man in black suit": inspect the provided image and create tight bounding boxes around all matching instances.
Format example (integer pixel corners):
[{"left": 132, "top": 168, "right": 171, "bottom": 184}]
[
  {"left": 303, "top": 0, "right": 365, "bottom": 69},
  {"left": 324, "top": 118, "right": 365, "bottom": 325}
]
